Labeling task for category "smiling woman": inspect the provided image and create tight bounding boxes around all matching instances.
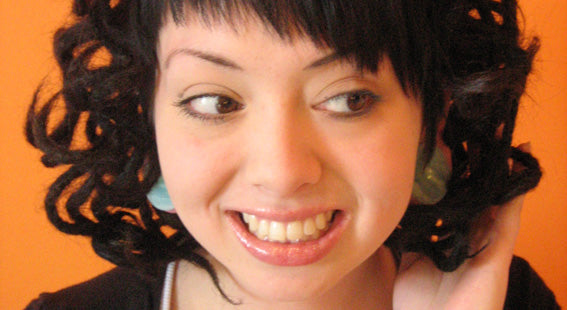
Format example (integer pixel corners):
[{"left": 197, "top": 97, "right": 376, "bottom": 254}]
[
  {"left": 153, "top": 19, "right": 421, "bottom": 302},
  {"left": 15, "top": 0, "right": 562, "bottom": 309}
]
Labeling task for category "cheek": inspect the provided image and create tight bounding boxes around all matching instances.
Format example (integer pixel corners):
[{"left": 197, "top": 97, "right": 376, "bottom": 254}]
[
  {"left": 329, "top": 114, "right": 421, "bottom": 235},
  {"left": 154, "top": 123, "right": 246, "bottom": 262},
  {"left": 359, "top": 138, "right": 417, "bottom": 205},
  {"left": 155, "top": 125, "right": 239, "bottom": 251},
  {"left": 158, "top": 135, "right": 232, "bottom": 208},
  {"left": 338, "top": 126, "right": 419, "bottom": 205},
  {"left": 361, "top": 141, "right": 416, "bottom": 221},
  {"left": 351, "top": 141, "right": 417, "bottom": 252},
  {"left": 153, "top": 100, "right": 236, "bottom": 212}
]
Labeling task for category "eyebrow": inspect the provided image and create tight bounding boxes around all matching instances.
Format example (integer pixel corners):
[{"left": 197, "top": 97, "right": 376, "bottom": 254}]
[
  {"left": 303, "top": 53, "right": 341, "bottom": 70},
  {"left": 165, "top": 48, "right": 243, "bottom": 70},
  {"left": 164, "top": 48, "right": 341, "bottom": 71}
]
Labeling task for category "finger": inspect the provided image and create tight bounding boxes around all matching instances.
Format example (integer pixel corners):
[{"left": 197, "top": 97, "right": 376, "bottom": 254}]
[
  {"left": 470, "top": 193, "right": 524, "bottom": 265},
  {"left": 490, "top": 194, "right": 525, "bottom": 257},
  {"left": 480, "top": 142, "right": 531, "bottom": 259},
  {"left": 491, "top": 141, "right": 531, "bottom": 255}
]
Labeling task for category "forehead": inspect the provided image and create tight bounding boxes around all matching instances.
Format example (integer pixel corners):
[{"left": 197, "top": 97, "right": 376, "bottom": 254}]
[
  {"left": 155, "top": 0, "right": 423, "bottom": 99},
  {"left": 159, "top": 0, "right": 400, "bottom": 70},
  {"left": 156, "top": 13, "right": 336, "bottom": 71}
]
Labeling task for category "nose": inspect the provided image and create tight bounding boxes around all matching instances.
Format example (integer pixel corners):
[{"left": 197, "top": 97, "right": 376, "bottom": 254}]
[{"left": 243, "top": 109, "right": 322, "bottom": 198}]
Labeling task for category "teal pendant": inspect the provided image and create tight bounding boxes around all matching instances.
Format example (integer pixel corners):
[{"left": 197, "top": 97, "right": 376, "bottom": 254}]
[{"left": 147, "top": 176, "right": 175, "bottom": 212}]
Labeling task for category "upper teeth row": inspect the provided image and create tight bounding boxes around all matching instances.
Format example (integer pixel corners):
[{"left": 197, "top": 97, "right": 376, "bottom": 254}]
[{"left": 242, "top": 211, "right": 335, "bottom": 243}]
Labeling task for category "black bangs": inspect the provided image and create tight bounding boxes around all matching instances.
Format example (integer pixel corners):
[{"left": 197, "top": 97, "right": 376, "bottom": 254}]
[{"left": 162, "top": 0, "right": 430, "bottom": 96}]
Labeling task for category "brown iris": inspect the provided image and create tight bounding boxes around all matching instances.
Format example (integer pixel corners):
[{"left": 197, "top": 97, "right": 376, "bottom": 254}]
[
  {"left": 216, "top": 97, "right": 240, "bottom": 114},
  {"left": 346, "top": 93, "right": 373, "bottom": 112}
]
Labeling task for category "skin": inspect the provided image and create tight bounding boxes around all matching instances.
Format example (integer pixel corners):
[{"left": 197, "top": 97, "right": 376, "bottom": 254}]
[{"left": 153, "top": 11, "right": 523, "bottom": 310}]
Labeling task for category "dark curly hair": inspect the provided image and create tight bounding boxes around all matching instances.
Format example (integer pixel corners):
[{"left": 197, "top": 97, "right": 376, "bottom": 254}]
[{"left": 26, "top": 0, "right": 541, "bottom": 298}]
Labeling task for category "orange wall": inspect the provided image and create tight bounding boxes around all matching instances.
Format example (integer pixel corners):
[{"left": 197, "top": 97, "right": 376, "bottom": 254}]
[{"left": 1, "top": 1, "right": 565, "bottom": 309}]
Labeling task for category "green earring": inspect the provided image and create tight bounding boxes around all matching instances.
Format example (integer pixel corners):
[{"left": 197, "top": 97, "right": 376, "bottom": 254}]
[{"left": 411, "top": 145, "right": 451, "bottom": 205}]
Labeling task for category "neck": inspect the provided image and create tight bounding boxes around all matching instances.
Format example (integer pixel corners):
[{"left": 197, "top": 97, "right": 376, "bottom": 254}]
[{"left": 173, "top": 247, "right": 396, "bottom": 310}]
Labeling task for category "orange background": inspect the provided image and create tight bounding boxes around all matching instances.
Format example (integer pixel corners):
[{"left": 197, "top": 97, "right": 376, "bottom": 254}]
[{"left": 1, "top": 1, "right": 565, "bottom": 309}]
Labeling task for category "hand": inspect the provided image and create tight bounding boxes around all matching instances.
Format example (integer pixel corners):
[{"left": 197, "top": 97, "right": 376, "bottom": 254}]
[{"left": 393, "top": 143, "right": 531, "bottom": 310}]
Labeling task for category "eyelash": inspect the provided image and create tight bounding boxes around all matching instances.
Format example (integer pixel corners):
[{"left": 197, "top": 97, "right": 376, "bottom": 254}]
[
  {"left": 174, "top": 89, "right": 381, "bottom": 123},
  {"left": 175, "top": 93, "right": 243, "bottom": 123},
  {"left": 316, "top": 90, "right": 381, "bottom": 119}
]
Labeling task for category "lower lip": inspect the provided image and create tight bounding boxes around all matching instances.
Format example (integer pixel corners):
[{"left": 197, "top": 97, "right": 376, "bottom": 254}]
[{"left": 227, "top": 211, "right": 348, "bottom": 266}]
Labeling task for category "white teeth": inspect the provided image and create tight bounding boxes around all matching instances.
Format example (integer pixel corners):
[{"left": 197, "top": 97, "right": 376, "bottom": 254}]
[
  {"left": 269, "top": 222, "right": 286, "bottom": 242},
  {"left": 303, "top": 218, "right": 316, "bottom": 236},
  {"left": 240, "top": 211, "right": 336, "bottom": 243},
  {"left": 286, "top": 221, "right": 303, "bottom": 242},
  {"left": 242, "top": 213, "right": 251, "bottom": 224},
  {"left": 248, "top": 215, "right": 259, "bottom": 233},
  {"left": 257, "top": 219, "right": 269, "bottom": 240},
  {"left": 315, "top": 213, "right": 327, "bottom": 230}
]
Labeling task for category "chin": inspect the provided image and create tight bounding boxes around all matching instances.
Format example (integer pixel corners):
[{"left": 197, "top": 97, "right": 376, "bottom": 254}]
[
  {"left": 235, "top": 272, "right": 339, "bottom": 304},
  {"left": 223, "top": 250, "right": 362, "bottom": 305}
]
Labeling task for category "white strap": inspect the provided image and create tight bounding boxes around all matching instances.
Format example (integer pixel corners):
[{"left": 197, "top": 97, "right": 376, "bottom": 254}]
[{"left": 160, "top": 261, "right": 177, "bottom": 310}]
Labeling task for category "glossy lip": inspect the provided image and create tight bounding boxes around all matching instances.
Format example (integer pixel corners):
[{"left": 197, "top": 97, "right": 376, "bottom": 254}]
[{"left": 227, "top": 210, "right": 348, "bottom": 266}]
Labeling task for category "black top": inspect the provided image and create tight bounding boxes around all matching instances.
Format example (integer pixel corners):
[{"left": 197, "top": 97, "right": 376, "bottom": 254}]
[
  {"left": 26, "top": 264, "right": 167, "bottom": 310},
  {"left": 26, "top": 257, "right": 560, "bottom": 309}
]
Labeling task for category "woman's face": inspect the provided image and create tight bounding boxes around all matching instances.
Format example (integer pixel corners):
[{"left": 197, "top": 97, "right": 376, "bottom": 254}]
[{"left": 154, "top": 14, "right": 422, "bottom": 302}]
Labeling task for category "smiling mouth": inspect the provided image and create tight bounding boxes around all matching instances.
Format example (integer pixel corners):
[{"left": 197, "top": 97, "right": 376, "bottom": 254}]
[
  {"left": 239, "top": 211, "right": 338, "bottom": 243},
  {"left": 229, "top": 209, "right": 346, "bottom": 266}
]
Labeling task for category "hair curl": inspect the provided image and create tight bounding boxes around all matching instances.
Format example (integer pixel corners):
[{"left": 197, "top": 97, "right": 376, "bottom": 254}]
[{"left": 26, "top": 0, "right": 541, "bottom": 293}]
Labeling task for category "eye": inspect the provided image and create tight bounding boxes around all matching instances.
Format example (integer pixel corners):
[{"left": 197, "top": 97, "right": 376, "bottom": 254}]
[
  {"left": 177, "top": 94, "right": 242, "bottom": 120},
  {"left": 315, "top": 90, "right": 380, "bottom": 117}
]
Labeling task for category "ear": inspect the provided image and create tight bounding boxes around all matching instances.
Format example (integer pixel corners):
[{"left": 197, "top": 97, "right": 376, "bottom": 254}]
[{"left": 435, "top": 98, "right": 452, "bottom": 166}]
